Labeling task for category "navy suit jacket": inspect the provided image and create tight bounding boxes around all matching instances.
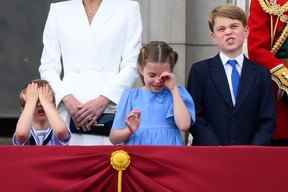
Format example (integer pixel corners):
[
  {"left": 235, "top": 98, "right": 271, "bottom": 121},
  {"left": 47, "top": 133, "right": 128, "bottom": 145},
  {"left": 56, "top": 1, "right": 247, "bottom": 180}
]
[{"left": 187, "top": 55, "right": 276, "bottom": 145}]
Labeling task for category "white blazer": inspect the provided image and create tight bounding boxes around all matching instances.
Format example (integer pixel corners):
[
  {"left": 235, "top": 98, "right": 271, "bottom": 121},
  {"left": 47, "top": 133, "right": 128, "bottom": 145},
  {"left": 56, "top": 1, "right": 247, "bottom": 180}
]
[{"left": 39, "top": 0, "right": 142, "bottom": 111}]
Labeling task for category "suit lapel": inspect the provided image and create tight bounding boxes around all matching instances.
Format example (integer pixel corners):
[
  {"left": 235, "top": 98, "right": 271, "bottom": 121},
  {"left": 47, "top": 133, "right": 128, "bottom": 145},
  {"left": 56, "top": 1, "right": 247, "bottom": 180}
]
[
  {"left": 210, "top": 55, "right": 233, "bottom": 108},
  {"left": 235, "top": 57, "right": 255, "bottom": 108}
]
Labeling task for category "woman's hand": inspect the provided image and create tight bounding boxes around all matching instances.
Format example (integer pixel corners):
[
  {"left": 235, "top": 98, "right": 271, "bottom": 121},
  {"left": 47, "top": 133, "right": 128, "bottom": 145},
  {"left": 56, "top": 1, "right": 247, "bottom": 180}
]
[
  {"left": 74, "top": 95, "right": 109, "bottom": 131},
  {"left": 63, "top": 95, "right": 82, "bottom": 129}
]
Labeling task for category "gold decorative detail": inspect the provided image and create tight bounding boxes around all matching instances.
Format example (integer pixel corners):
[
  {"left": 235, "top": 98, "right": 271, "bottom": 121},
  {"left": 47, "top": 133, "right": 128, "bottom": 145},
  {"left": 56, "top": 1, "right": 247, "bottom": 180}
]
[
  {"left": 280, "top": 14, "right": 288, "bottom": 23},
  {"left": 258, "top": 0, "right": 288, "bottom": 54},
  {"left": 271, "top": 64, "right": 288, "bottom": 94},
  {"left": 258, "top": 0, "right": 288, "bottom": 16},
  {"left": 111, "top": 150, "right": 131, "bottom": 192},
  {"left": 271, "top": 24, "right": 288, "bottom": 54}
]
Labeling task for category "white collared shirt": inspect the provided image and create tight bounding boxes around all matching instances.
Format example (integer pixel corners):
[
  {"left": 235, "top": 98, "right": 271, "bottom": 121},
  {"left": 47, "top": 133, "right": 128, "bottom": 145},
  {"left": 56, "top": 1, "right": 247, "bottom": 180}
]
[{"left": 219, "top": 52, "right": 244, "bottom": 105}]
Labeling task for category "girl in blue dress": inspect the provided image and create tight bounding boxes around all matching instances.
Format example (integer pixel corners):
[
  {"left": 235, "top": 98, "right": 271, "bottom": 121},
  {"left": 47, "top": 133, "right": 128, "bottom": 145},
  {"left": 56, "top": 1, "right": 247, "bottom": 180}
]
[{"left": 110, "top": 41, "right": 195, "bottom": 145}]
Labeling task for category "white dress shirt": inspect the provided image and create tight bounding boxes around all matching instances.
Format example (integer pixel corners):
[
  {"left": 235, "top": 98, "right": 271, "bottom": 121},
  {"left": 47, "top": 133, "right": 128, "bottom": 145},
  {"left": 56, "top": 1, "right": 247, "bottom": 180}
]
[{"left": 219, "top": 52, "right": 244, "bottom": 105}]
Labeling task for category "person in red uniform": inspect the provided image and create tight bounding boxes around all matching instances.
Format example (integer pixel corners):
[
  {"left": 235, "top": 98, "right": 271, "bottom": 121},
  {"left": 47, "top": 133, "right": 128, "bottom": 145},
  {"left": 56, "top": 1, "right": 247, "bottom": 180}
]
[{"left": 248, "top": 0, "right": 288, "bottom": 145}]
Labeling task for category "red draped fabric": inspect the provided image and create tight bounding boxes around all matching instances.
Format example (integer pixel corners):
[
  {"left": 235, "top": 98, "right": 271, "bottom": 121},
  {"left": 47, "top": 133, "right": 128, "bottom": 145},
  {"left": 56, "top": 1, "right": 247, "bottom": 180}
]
[{"left": 0, "top": 146, "right": 287, "bottom": 192}]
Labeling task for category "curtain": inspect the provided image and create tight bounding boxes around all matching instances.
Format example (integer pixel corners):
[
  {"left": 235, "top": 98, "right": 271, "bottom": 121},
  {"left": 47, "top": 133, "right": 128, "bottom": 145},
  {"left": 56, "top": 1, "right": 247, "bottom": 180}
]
[{"left": 0, "top": 146, "right": 287, "bottom": 192}]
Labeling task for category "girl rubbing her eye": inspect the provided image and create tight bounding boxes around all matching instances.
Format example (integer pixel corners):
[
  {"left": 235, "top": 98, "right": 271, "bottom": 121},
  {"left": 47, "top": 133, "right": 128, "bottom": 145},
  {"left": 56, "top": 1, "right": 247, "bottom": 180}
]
[{"left": 109, "top": 41, "right": 196, "bottom": 145}]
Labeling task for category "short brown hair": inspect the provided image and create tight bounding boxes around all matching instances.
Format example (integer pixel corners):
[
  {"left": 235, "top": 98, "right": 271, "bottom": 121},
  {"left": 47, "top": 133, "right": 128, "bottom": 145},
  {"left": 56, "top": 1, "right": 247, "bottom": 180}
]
[
  {"left": 137, "top": 41, "right": 178, "bottom": 84},
  {"left": 208, "top": 4, "right": 247, "bottom": 32},
  {"left": 19, "top": 79, "right": 55, "bottom": 108}
]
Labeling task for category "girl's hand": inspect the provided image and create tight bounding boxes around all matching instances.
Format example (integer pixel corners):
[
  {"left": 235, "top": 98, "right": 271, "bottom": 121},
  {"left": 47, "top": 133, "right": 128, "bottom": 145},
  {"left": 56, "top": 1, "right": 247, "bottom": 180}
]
[
  {"left": 160, "top": 72, "right": 177, "bottom": 91},
  {"left": 125, "top": 109, "right": 141, "bottom": 133}
]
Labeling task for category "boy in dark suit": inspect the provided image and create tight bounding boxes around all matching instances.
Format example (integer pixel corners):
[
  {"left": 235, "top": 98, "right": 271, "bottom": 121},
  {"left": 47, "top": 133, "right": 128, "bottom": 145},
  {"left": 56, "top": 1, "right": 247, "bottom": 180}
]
[{"left": 187, "top": 4, "right": 276, "bottom": 145}]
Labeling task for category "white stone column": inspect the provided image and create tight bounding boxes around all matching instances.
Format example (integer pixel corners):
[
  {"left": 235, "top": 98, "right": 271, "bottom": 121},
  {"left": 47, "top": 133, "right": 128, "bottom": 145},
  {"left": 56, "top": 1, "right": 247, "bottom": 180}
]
[
  {"left": 233, "top": 0, "right": 250, "bottom": 11},
  {"left": 137, "top": 0, "right": 187, "bottom": 84},
  {"left": 231, "top": 0, "right": 251, "bottom": 56}
]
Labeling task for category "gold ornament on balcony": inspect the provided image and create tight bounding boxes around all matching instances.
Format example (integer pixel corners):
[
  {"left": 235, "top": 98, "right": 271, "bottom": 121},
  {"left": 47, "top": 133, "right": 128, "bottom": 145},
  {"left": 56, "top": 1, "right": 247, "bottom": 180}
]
[{"left": 111, "top": 150, "right": 131, "bottom": 192}]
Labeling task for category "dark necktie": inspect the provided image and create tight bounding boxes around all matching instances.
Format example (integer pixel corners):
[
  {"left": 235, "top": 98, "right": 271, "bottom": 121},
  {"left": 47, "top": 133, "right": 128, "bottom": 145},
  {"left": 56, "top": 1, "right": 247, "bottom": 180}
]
[{"left": 227, "top": 59, "right": 240, "bottom": 99}]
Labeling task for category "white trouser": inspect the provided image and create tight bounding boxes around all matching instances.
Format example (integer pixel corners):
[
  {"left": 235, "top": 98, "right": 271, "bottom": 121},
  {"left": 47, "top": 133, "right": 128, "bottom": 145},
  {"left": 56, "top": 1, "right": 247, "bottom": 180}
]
[{"left": 69, "top": 133, "right": 112, "bottom": 145}]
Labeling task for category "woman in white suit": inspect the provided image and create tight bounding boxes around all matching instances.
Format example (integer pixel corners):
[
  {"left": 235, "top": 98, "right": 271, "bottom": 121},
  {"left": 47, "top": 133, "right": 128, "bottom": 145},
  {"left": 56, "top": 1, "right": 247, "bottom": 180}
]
[{"left": 39, "top": 0, "right": 142, "bottom": 145}]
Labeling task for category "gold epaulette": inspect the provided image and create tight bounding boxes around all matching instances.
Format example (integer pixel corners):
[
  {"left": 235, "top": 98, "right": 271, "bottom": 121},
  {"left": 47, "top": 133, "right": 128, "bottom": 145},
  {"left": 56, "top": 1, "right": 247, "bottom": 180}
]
[
  {"left": 258, "top": 0, "right": 288, "bottom": 16},
  {"left": 271, "top": 25, "right": 288, "bottom": 54},
  {"left": 258, "top": 0, "right": 288, "bottom": 55},
  {"left": 271, "top": 64, "right": 288, "bottom": 93}
]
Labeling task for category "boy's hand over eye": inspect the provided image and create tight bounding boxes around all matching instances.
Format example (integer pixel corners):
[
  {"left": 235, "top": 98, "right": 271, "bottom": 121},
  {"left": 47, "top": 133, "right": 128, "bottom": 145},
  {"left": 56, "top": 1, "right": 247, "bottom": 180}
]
[
  {"left": 38, "top": 85, "right": 54, "bottom": 105},
  {"left": 24, "top": 83, "right": 38, "bottom": 106}
]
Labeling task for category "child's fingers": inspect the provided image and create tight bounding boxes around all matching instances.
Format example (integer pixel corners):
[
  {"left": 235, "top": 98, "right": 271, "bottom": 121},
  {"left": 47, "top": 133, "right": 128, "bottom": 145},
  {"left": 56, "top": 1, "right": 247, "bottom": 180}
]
[
  {"left": 26, "top": 83, "right": 38, "bottom": 97},
  {"left": 127, "top": 112, "right": 140, "bottom": 121},
  {"left": 41, "top": 85, "right": 53, "bottom": 101},
  {"left": 127, "top": 111, "right": 135, "bottom": 119},
  {"left": 45, "top": 85, "right": 52, "bottom": 95},
  {"left": 133, "top": 111, "right": 141, "bottom": 119},
  {"left": 37, "top": 87, "right": 43, "bottom": 97},
  {"left": 130, "top": 109, "right": 141, "bottom": 118},
  {"left": 160, "top": 74, "right": 170, "bottom": 79},
  {"left": 30, "top": 82, "right": 37, "bottom": 88},
  {"left": 160, "top": 71, "right": 171, "bottom": 77},
  {"left": 127, "top": 114, "right": 136, "bottom": 121},
  {"left": 27, "top": 83, "right": 36, "bottom": 92},
  {"left": 40, "top": 85, "right": 48, "bottom": 94},
  {"left": 38, "top": 85, "right": 51, "bottom": 100},
  {"left": 43, "top": 86, "right": 49, "bottom": 97},
  {"left": 44, "top": 85, "right": 50, "bottom": 93}
]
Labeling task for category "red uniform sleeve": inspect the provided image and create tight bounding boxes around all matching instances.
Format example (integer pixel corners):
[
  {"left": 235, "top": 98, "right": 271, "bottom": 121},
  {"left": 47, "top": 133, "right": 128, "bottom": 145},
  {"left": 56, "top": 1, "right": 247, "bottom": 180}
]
[{"left": 248, "top": 0, "right": 283, "bottom": 70}]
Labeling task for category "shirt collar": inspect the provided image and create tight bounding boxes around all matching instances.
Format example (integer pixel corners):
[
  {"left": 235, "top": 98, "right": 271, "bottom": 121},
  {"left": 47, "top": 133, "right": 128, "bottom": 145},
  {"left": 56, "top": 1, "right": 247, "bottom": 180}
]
[{"left": 219, "top": 52, "right": 244, "bottom": 68}]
